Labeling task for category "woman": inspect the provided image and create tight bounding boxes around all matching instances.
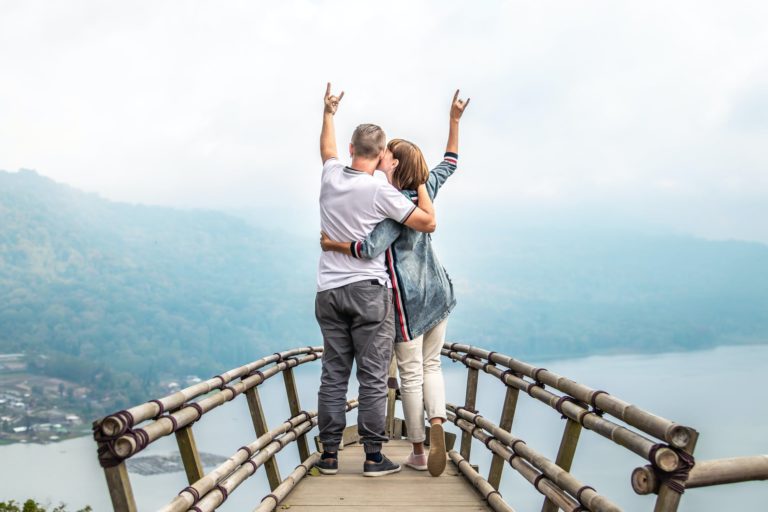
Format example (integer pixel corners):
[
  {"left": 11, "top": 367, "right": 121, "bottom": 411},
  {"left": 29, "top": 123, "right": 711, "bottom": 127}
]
[{"left": 320, "top": 90, "right": 470, "bottom": 477}]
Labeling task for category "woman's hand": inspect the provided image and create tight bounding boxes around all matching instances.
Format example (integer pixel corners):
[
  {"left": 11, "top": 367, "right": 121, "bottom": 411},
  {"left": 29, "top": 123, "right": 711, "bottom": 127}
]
[{"left": 450, "top": 89, "right": 470, "bottom": 122}]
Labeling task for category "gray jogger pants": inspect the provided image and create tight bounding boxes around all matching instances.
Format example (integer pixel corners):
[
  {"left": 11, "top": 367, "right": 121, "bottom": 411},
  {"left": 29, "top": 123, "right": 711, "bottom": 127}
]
[{"left": 315, "top": 279, "right": 395, "bottom": 454}]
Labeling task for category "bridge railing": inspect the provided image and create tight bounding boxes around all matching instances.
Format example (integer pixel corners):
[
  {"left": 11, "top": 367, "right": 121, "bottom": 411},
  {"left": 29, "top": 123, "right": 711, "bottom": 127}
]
[
  {"left": 92, "top": 346, "right": 336, "bottom": 512},
  {"left": 92, "top": 343, "right": 767, "bottom": 512},
  {"left": 439, "top": 342, "right": 768, "bottom": 512}
]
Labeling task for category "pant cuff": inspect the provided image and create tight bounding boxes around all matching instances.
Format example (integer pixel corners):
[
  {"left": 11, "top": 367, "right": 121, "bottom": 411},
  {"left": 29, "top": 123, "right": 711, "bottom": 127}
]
[
  {"left": 322, "top": 443, "right": 339, "bottom": 453},
  {"left": 363, "top": 442, "right": 382, "bottom": 454}
]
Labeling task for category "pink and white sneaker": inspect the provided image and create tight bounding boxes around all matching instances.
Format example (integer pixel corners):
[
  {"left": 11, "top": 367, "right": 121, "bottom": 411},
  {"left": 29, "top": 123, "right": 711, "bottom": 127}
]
[{"left": 405, "top": 451, "right": 428, "bottom": 471}]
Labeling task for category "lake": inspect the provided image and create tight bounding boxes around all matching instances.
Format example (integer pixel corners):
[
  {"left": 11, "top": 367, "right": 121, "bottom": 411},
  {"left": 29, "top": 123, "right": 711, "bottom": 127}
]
[{"left": 1, "top": 344, "right": 766, "bottom": 511}]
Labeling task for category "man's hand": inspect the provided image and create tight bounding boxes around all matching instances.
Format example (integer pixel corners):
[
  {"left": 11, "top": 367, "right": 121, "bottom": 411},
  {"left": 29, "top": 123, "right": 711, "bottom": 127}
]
[
  {"left": 450, "top": 89, "right": 470, "bottom": 121},
  {"left": 320, "top": 231, "right": 332, "bottom": 251},
  {"left": 320, "top": 83, "right": 343, "bottom": 162},
  {"left": 324, "top": 83, "right": 345, "bottom": 115},
  {"left": 320, "top": 231, "right": 354, "bottom": 256}
]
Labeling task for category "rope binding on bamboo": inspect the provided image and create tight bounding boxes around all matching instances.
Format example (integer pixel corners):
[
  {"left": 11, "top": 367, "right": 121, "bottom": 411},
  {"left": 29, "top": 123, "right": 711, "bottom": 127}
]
[{"left": 648, "top": 443, "right": 696, "bottom": 494}]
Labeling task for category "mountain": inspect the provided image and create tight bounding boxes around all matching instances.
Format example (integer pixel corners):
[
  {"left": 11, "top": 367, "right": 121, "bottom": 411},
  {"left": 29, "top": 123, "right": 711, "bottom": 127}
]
[
  {"left": 0, "top": 169, "right": 318, "bottom": 402},
  {"left": 2, "top": 169, "right": 768, "bottom": 393},
  {"left": 438, "top": 224, "right": 768, "bottom": 358}
]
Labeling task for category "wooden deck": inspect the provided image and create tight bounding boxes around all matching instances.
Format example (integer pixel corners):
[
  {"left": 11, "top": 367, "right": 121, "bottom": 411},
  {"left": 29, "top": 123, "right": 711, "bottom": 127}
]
[{"left": 280, "top": 440, "right": 492, "bottom": 511}]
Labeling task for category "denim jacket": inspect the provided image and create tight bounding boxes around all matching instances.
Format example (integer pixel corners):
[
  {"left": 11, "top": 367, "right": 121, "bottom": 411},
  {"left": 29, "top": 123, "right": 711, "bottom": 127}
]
[{"left": 349, "top": 152, "right": 458, "bottom": 341}]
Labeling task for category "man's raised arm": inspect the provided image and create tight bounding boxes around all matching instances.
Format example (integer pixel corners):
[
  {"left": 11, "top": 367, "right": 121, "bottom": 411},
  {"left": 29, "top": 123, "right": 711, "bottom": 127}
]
[{"left": 320, "top": 83, "right": 344, "bottom": 164}]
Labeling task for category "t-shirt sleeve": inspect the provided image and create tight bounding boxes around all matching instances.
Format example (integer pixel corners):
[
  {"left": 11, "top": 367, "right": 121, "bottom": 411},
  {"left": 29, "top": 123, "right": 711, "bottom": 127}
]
[
  {"left": 373, "top": 184, "right": 417, "bottom": 223},
  {"left": 321, "top": 158, "right": 342, "bottom": 178}
]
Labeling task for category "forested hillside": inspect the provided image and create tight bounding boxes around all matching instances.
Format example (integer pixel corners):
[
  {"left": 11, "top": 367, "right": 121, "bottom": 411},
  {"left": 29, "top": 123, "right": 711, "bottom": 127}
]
[
  {"left": 2, "top": 169, "right": 768, "bottom": 403},
  {"left": 0, "top": 170, "right": 318, "bottom": 403}
]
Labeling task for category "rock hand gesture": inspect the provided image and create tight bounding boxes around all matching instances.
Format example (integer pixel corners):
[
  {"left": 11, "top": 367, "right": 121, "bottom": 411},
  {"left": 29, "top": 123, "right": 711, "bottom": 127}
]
[{"left": 324, "top": 83, "right": 345, "bottom": 115}]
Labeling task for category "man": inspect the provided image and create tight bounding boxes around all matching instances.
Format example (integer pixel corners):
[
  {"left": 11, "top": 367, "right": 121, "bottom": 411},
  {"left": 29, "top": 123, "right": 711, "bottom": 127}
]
[{"left": 315, "top": 83, "right": 436, "bottom": 477}]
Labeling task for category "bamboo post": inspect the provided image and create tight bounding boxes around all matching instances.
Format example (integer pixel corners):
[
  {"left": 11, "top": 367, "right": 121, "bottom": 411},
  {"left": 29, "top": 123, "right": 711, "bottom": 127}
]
[
  {"left": 460, "top": 365, "right": 480, "bottom": 461},
  {"left": 282, "top": 366, "right": 311, "bottom": 461},
  {"left": 385, "top": 354, "right": 398, "bottom": 438},
  {"left": 653, "top": 429, "right": 698, "bottom": 512},
  {"left": 175, "top": 425, "right": 205, "bottom": 484},
  {"left": 245, "top": 386, "right": 282, "bottom": 490},
  {"left": 102, "top": 462, "right": 138, "bottom": 512},
  {"left": 488, "top": 385, "right": 520, "bottom": 490},
  {"left": 541, "top": 418, "right": 582, "bottom": 512}
]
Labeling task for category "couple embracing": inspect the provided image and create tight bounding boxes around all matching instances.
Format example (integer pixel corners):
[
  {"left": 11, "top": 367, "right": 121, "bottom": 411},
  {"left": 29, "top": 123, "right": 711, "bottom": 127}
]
[{"left": 314, "top": 83, "right": 470, "bottom": 478}]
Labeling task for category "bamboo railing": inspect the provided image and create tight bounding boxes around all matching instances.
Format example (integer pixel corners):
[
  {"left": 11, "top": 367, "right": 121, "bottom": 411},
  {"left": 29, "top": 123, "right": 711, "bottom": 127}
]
[
  {"left": 439, "top": 343, "right": 768, "bottom": 512},
  {"left": 92, "top": 346, "right": 328, "bottom": 512},
  {"left": 92, "top": 343, "right": 767, "bottom": 512}
]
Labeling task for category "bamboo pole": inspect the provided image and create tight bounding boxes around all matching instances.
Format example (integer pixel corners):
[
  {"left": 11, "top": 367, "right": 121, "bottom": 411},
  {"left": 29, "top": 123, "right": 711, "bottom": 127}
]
[
  {"left": 449, "top": 450, "right": 517, "bottom": 512},
  {"left": 245, "top": 384, "right": 282, "bottom": 491},
  {"left": 488, "top": 385, "right": 519, "bottom": 490},
  {"left": 443, "top": 349, "right": 682, "bottom": 471},
  {"left": 109, "top": 354, "right": 319, "bottom": 459},
  {"left": 443, "top": 344, "right": 693, "bottom": 449},
  {"left": 282, "top": 366, "right": 310, "bottom": 461},
  {"left": 542, "top": 418, "right": 582, "bottom": 512},
  {"left": 174, "top": 425, "right": 204, "bottom": 484},
  {"left": 450, "top": 418, "right": 583, "bottom": 512},
  {"left": 98, "top": 346, "right": 322, "bottom": 438},
  {"left": 159, "top": 401, "right": 358, "bottom": 512},
  {"left": 253, "top": 452, "right": 321, "bottom": 512},
  {"left": 460, "top": 365, "right": 480, "bottom": 461},
  {"left": 102, "top": 462, "right": 137, "bottom": 512},
  {"left": 191, "top": 419, "right": 318, "bottom": 512},
  {"left": 448, "top": 406, "right": 622, "bottom": 512},
  {"left": 685, "top": 455, "right": 768, "bottom": 488},
  {"left": 631, "top": 465, "right": 660, "bottom": 495}
]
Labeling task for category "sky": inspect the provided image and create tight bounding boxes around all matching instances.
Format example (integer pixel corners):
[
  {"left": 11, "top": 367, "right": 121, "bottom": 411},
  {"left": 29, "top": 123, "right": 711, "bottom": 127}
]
[{"left": 1, "top": 0, "right": 767, "bottom": 242}]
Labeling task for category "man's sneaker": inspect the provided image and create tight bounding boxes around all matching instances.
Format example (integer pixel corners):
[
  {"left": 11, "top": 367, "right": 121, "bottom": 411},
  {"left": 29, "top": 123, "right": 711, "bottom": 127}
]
[
  {"left": 405, "top": 451, "right": 428, "bottom": 471},
  {"left": 315, "top": 453, "right": 338, "bottom": 475},
  {"left": 363, "top": 454, "right": 401, "bottom": 477},
  {"left": 428, "top": 423, "right": 447, "bottom": 477}
]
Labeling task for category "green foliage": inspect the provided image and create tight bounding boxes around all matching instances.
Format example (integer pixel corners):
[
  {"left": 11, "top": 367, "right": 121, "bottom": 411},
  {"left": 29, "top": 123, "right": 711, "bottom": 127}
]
[{"left": 0, "top": 501, "right": 91, "bottom": 512}]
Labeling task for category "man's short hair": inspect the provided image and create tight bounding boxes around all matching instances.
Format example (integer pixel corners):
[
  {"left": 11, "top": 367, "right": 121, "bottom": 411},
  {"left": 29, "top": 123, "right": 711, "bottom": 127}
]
[{"left": 351, "top": 124, "right": 386, "bottom": 159}]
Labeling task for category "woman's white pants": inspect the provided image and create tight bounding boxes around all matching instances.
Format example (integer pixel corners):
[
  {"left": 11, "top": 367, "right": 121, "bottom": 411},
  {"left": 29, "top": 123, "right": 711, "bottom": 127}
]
[{"left": 394, "top": 319, "right": 448, "bottom": 443}]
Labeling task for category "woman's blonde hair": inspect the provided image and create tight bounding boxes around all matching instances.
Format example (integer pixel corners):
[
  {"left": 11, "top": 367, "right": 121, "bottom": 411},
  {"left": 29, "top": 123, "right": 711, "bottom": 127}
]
[{"left": 388, "top": 139, "right": 429, "bottom": 190}]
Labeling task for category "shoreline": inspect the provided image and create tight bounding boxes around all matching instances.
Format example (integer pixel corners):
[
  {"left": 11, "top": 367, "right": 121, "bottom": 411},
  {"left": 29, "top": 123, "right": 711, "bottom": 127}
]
[{"left": 2, "top": 341, "right": 765, "bottom": 449}]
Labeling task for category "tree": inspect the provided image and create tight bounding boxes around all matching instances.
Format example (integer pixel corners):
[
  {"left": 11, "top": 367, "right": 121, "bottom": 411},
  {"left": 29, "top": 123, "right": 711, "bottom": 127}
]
[{"left": 0, "top": 500, "right": 92, "bottom": 512}]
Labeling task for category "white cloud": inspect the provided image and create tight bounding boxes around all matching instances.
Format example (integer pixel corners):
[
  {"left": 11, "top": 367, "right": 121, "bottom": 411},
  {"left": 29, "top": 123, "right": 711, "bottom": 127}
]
[{"left": 1, "top": 0, "right": 767, "bottom": 241}]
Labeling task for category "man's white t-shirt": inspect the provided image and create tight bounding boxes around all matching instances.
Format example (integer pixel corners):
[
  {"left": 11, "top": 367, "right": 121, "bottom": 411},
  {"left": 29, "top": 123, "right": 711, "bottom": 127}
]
[{"left": 317, "top": 158, "right": 416, "bottom": 292}]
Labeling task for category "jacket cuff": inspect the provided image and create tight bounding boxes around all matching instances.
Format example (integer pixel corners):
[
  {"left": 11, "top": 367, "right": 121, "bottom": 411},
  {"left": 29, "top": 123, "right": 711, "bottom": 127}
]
[{"left": 350, "top": 241, "right": 362, "bottom": 258}]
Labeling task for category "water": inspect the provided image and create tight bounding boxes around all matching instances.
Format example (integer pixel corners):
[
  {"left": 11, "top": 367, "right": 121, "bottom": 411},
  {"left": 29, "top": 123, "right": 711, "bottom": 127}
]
[{"left": 1, "top": 345, "right": 766, "bottom": 511}]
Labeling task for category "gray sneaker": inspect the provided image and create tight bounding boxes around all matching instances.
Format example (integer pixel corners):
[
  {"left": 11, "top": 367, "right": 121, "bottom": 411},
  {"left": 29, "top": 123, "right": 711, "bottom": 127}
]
[
  {"left": 315, "top": 454, "right": 338, "bottom": 475},
  {"left": 362, "top": 454, "right": 401, "bottom": 477}
]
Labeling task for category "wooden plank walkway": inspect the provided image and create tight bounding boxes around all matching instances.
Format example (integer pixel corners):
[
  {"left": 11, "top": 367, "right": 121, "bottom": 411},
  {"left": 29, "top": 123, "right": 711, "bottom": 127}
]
[{"left": 280, "top": 440, "right": 492, "bottom": 510}]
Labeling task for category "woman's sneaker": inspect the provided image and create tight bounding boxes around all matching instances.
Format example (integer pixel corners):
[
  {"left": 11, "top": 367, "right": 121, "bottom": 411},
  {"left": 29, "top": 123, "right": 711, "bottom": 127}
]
[
  {"left": 428, "top": 423, "right": 447, "bottom": 477},
  {"left": 363, "top": 454, "right": 402, "bottom": 477},
  {"left": 315, "top": 452, "right": 338, "bottom": 475},
  {"left": 405, "top": 451, "right": 428, "bottom": 470}
]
